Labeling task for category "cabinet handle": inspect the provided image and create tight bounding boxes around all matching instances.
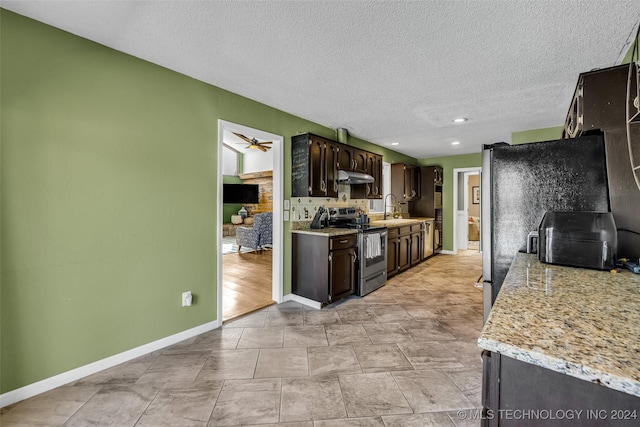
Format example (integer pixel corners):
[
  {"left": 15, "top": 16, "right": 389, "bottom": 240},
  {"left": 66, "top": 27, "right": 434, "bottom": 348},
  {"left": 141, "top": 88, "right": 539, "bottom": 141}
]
[
  {"left": 321, "top": 180, "right": 326, "bottom": 192},
  {"left": 366, "top": 184, "right": 371, "bottom": 195},
  {"left": 340, "top": 239, "right": 348, "bottom": 244},
  {"left": 351, "top": 252, "right": 357, "bottom": 262}
]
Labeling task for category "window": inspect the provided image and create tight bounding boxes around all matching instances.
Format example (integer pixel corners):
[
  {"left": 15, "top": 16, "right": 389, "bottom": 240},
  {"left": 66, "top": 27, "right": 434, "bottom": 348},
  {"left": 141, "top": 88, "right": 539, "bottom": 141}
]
[
  {"left": 222, "top": 144, "right": 240, "bottom": 176},
  {"left": 369, "top": 162, "right": 391, "bottom": 213}
]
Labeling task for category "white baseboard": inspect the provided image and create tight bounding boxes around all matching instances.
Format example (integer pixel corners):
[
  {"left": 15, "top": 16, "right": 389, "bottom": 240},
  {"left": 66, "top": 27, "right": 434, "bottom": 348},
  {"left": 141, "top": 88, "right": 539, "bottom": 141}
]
[
  {"left": 0, "top": 319, "right": 221, "bottom": 408},
  {"left": 283, "top": 293, "right": 322, "bottom": 309},
  {"left": 439, "top": 250, "right": 456, "bottom": 255}
]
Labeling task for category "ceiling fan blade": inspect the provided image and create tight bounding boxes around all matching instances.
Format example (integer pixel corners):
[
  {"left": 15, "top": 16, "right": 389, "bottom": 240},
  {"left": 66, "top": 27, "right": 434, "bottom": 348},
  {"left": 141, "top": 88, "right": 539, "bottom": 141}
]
[
  {"left": 258, "top": 141, "right": 273, "bottom": 146},
  {"left": 257, "top": 145, "right": 268, "bottom": 152},
  {"left": 232, "top": 132, "right": 253, "bottom": 144}
]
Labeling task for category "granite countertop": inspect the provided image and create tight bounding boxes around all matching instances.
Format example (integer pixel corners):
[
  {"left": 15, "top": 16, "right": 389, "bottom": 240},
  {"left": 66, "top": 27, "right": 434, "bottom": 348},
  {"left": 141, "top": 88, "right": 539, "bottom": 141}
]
[
  {"left": 478, "top": 253, "right": 640, "bottom": 397},
  {"left": 370, "top": 217, "right": 434, "bottom": 227},
  {"left": 291, "top": 227, "right": 358, "bottom": 237}
]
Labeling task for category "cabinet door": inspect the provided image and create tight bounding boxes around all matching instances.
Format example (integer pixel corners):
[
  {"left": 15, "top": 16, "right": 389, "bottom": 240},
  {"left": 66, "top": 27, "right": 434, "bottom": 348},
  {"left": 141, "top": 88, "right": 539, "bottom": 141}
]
[
  {"left": 325, "top": 140, "right": 339, "bottom": 197},
  {"left": 309, "top": 137, "right": 326, "bottom": 196},
  {"left": 337, "top": 145, "right": 354, "bottom": 171},
  {"left": 329, "top": 247, "right": 356, "bottom": 302},
  {"left": 403, "top": 165, "right": 420, "bottom": 200},
  {"left": 398, "top": 234, "right": 411, "bottom": 271},
  {"left": 412, "top": 167, "right": 421, "bottom": 199},
  {"left": 387, "top": 238, "right": 399, "bottom": 276},
  {"left": 352, "top": 149, "right": 368, "bottom": 174},
  {"left": 410, "top": 232, "right": 422, "bottom": 265},
  {"left": 366, "top": 153, "right": 383, "bottom": 199}
]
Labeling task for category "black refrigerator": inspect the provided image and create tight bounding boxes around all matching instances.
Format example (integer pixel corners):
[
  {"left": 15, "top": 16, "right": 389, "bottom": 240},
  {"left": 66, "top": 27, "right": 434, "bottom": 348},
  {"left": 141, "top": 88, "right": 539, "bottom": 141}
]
[{"left": 481, "top": 134, "right": 611, "bottom": 323}]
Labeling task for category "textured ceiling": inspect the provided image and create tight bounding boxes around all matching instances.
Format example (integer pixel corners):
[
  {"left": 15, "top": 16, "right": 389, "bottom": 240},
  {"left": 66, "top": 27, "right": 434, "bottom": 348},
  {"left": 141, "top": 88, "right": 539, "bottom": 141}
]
[{"left": 3, "top": 1, "right": 640, "bottom": 159}]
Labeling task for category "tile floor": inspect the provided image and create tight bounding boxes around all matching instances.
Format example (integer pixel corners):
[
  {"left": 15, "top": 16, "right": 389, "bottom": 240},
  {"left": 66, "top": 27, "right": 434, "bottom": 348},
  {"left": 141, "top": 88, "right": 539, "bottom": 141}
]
[{"left": 1, "top": 251, "right": 484, "bottom": 426}]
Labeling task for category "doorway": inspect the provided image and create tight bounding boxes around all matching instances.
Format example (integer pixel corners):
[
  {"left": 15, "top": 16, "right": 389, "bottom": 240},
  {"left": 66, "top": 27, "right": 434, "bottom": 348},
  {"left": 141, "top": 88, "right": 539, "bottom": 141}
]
[
  {"left": 217, "top": 120, "right": 284, "bottom": 323},
  {"left": 453, "top": 167, "right": 482, "bottom": 254}
]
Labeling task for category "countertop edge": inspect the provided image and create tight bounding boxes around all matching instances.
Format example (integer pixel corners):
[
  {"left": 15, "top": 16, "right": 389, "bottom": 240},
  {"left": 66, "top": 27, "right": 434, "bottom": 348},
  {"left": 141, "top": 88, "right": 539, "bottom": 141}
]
[
  {"left": 477, "top": 337, "right": 640, "bottom": 398},
  {"left": 291, "top": 229, "right": 358, "bottom": 237}
]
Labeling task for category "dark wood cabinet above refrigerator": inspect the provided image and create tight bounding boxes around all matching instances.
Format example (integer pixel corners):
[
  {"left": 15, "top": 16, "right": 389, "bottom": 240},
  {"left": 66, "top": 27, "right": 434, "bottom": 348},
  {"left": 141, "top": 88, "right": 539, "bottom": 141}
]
[{"left": 562, "top": 64, "right": 640, "bottom": 259}]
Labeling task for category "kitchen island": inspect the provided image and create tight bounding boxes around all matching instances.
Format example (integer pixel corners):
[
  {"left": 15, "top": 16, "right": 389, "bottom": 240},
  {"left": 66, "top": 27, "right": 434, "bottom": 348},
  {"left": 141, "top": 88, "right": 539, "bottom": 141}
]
[{"left": 478, "top": 253, "right": 640, "bottom": 425}]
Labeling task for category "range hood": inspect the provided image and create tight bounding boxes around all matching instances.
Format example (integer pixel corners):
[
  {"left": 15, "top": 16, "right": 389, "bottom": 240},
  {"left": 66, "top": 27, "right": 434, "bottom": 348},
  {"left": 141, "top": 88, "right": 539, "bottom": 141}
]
[{"left": 337, "top": 169, "right": 375, "bottom": 184}]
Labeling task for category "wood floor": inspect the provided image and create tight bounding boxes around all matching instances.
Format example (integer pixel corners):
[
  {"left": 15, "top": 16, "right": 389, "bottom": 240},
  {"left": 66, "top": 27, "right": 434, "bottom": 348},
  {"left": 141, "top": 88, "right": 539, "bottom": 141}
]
[{"left": 222, "top": 250, "right": 274, "bottom": 321}]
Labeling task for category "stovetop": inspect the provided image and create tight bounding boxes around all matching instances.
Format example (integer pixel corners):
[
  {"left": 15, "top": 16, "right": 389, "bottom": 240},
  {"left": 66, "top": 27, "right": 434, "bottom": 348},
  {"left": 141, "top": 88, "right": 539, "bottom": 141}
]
[{"left": 343, "top": 223, "right": 387, "bottom": 232}]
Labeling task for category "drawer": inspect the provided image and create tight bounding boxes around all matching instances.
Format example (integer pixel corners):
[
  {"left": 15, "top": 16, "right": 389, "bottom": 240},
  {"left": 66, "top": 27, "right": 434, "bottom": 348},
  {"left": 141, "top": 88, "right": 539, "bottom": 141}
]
[
  {"left": 410, "top": 223, "right": 423, "bottom": 233},
  {"left": 398, "top": 226, "right": 411, "bottom": 236},
  {"left": 387, "top": 227, "right": 399, "bottom": 239},
  {"left": 330, "top": 235, "right": 356, "bottom": 251}
]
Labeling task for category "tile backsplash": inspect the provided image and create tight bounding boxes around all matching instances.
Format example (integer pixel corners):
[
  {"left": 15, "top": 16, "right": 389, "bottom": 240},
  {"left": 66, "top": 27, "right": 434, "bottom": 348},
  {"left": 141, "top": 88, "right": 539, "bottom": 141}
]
[{"left": 290, "top": 184, "right": 369, "bottom": 222}]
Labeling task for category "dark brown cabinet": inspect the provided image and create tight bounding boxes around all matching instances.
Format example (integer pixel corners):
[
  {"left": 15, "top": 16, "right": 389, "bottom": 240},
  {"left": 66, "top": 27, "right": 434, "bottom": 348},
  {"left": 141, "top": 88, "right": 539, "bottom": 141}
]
[
  {"left": 398, "top": 231, "right": 411, "bottom": 272},
  {"left": 562, "top": 64, "right": 633, "bottom": 139},
  {"left": 366, "top": 152, "right": 383, "bottom": 199},
  {"left": 292, "top": 233, "right": 356, "bottom": 305},
  {"left": 336, "top": 145, "right": 367, "bottom": 174},
  {"left": 336, "top": 145, "right": 355, "bottom": 171},
  {"left": 293, "top": 133, "right": 383, "bottom": 200},
  {"left": 386, "top": 228, "right": 400, "bottom": 276},
  {"left": 482, "top": 351, "right": 640, "bottom": 427},
  {"left": 391, "top": 163, "right": 421, "bottom": 202},
  {"left": 411, "top": 165, "right": 443, "bottom": 254},
  {"left": 352, "top": 151, "right": 384, "bottom": 200},
  {"left": 409, "top": 224, "right": 422, "bottom": 266},
  {"left": 386, "top": 224, "right": 423, "bottom": 277},
  {"left": 292, "top": 133, "right": 338, "bottom": 198},
  {"left": 352, "top": 148, "right": 368, "bottom": 174}
]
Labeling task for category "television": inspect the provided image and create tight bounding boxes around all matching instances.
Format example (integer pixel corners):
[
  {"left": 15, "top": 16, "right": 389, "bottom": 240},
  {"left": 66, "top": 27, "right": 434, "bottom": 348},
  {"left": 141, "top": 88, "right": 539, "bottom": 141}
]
[{"left": 223, "top": 183, "right": 259, "bottom": 204}]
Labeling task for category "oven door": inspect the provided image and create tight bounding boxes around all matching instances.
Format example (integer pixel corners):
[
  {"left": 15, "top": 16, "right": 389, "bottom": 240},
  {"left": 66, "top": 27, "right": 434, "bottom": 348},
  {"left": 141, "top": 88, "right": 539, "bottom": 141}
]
[{"left": 360, "top": 230, "right": 387, "bottom": 278}]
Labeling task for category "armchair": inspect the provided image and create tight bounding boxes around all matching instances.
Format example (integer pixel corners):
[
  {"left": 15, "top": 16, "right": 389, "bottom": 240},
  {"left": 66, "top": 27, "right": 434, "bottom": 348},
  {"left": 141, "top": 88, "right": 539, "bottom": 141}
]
[{"left": 236, "top": 212, "right": 273, "bottom": 253}]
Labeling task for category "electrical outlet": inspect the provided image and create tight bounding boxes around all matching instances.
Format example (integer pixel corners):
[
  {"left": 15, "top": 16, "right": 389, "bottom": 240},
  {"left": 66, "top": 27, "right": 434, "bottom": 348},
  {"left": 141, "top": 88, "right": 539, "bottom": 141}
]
[{"left": 182, "top": 291, "right": 192, "bottom": 307}]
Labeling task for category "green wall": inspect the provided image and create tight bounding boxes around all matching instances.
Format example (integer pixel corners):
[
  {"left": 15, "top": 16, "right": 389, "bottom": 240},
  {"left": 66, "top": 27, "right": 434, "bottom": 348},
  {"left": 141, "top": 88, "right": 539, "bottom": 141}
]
[{"left": 0, "top": 9, "right": 416, "bottom": 394}]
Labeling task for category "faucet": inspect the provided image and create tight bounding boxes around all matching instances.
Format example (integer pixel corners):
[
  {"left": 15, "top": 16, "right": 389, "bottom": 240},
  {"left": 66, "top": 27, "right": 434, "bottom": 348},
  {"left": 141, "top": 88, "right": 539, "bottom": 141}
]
[{"left": 383, "top": 194, "right": 398, "bottom": 220}]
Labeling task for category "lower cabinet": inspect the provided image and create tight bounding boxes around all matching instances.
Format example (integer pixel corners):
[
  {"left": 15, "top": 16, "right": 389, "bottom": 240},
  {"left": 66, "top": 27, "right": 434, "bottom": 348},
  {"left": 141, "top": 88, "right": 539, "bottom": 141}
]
[
  {"left": 387, "top": 224, "right": 424, "bottom": 278},
  {"left": 482, "top": 351, "right": 640, "bottom": 426},
  {"left": 292, "top": 233, "right": 357, "bottom": 305}
]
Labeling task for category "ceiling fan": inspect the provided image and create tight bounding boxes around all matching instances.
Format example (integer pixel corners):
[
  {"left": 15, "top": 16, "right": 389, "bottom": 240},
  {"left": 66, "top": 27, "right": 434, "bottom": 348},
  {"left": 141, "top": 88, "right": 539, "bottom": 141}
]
[{"left": 232, "top": 132, "right": 272, "bottom": 152}]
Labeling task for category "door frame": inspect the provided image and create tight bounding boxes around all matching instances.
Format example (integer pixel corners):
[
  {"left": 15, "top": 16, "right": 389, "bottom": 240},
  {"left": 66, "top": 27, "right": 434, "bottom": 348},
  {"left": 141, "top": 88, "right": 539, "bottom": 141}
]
[
  {"left": 216, "top": 120, "right": 284, "bottom": 323},
  {"left": 452, "top": 166, "right": 482, "bottom": 254}
]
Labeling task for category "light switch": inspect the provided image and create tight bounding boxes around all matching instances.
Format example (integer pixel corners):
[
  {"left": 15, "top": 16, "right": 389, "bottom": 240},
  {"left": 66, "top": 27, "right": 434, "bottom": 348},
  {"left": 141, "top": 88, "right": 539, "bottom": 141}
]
[{"left": 284, "top": 211, "right": 290, "bottom": 221}]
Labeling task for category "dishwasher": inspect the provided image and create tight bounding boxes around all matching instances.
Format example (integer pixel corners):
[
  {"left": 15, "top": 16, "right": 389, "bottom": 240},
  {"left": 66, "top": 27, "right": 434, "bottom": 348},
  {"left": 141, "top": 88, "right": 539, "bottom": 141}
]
[{"left": 422, "top": 219, "right": 434, "bottom": 260}]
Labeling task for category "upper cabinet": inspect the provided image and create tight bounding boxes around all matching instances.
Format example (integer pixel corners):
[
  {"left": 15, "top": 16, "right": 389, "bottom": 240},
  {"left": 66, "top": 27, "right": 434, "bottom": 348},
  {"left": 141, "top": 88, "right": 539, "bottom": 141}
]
[
  {"left": 293, "top": 133, "right": 383, "bottom": 199},
  {"left": 337, "top": 145, "right": 368, "bottom": 174},
  {"left": 563, "top": 64, "right": 633, "bottom": 138},
  {"left": 292, "top": 133, "right": 338, "bottom": 198},
  {"left": 366, "top": 152, "right": 383, "bottom": 199},
  {"left": 391, "top": 163, "right": 421, "bottom": 202}
]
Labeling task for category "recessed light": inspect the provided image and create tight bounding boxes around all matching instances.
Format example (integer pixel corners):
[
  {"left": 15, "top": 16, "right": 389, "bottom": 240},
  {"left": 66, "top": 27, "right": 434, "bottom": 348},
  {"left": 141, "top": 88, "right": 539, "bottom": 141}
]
[
  {"left": 453, "top": 118, "right": 468, "bottom": 123},
  {"left": 451, "top": 141, "right": 461, "bottom": 145},
  {"left": 391, "top": 142, "right": 399, "bottom": 146}
]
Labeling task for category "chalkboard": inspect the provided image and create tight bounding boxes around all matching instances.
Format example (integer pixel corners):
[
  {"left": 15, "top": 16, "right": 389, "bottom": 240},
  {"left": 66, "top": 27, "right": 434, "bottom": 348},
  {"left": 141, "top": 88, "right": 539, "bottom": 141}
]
[{"left": 291, "top": 134, "right": 310, "bottom": 196}]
